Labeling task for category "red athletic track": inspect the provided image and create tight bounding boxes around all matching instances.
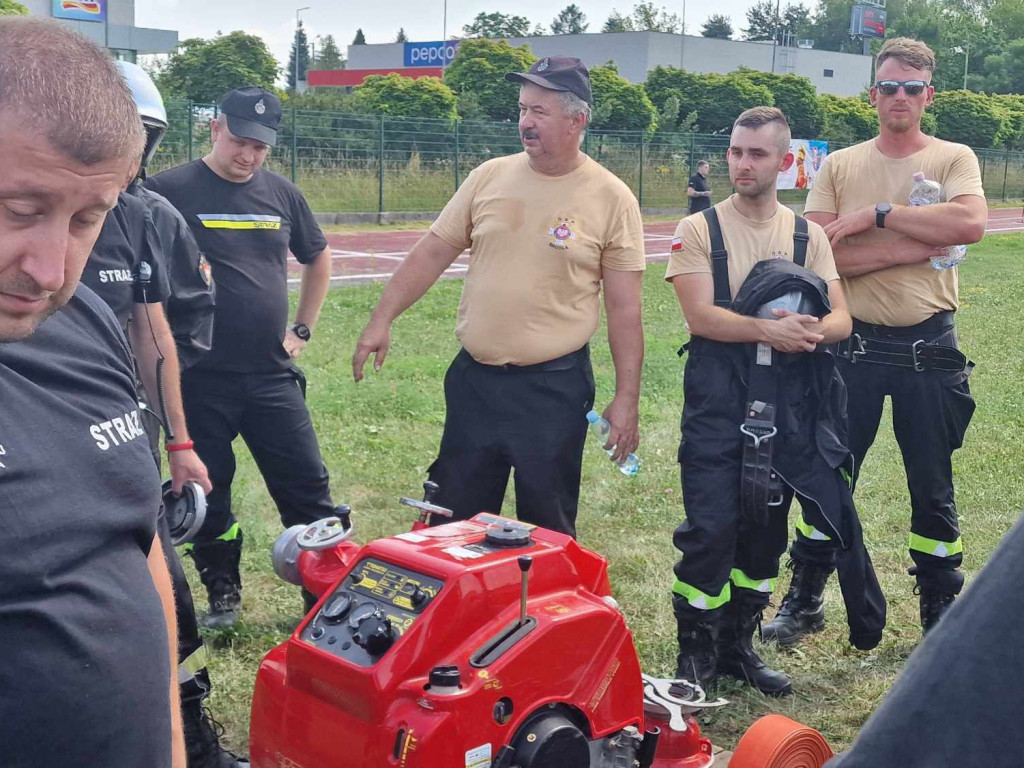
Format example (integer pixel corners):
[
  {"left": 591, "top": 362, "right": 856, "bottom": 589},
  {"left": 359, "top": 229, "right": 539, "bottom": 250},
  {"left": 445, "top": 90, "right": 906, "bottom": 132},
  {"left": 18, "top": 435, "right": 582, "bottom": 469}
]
[{"left": 287, "top": 208, "right": 1024, "bottom": 286}]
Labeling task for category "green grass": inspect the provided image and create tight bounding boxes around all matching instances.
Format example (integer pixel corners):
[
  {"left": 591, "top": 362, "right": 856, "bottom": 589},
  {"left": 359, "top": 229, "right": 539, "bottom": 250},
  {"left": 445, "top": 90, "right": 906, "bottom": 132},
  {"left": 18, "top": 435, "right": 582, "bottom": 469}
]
[{"left": 194, "top": 233, "right": 1024, "bottom": 756}]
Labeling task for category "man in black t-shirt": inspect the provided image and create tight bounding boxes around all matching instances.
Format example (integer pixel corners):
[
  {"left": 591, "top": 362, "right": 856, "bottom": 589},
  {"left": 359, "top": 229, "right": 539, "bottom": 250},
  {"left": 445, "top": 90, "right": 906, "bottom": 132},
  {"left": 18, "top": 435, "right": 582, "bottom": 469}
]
[
  {"left": 0, "top": 17, "right": 183, "bottom": 767},
  {"left": 147, "top": 86, "right": 340, "bottom": 628},
  {"left": 687, "top": 160, "right": 712, "bottom": 214}
]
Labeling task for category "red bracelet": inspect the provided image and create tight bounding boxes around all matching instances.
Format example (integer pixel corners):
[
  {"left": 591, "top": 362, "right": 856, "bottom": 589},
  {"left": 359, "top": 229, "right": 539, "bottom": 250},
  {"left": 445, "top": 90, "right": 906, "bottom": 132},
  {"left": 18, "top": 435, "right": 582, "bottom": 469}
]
[{"left": 166, "top": 440, "right": 195, "bottom": 453}]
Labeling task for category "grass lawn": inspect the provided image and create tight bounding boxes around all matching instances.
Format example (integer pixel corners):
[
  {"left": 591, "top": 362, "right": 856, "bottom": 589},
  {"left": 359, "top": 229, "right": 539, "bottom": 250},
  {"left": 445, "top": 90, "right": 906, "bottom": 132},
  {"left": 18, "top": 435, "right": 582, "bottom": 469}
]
[{"left": 195, "top": 233, "right": 1024, "bottom": 756}]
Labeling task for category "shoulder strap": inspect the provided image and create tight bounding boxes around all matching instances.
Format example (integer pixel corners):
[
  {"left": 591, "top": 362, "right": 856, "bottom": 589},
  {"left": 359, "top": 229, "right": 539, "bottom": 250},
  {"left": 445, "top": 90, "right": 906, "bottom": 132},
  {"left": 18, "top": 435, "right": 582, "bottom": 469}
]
[
  {"left": 702, "top": 207, "right": 731, "bottom": 307},
  {"left": 793, "top": 215, "right": 809, "bottom": 268}
]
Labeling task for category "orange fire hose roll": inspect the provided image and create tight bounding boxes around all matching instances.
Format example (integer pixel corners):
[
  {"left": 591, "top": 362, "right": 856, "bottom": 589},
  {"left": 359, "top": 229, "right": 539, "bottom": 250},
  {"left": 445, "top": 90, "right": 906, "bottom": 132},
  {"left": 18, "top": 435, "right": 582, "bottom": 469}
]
[{"left": 730, "top": 714, "right": 835, "bottom": 768}]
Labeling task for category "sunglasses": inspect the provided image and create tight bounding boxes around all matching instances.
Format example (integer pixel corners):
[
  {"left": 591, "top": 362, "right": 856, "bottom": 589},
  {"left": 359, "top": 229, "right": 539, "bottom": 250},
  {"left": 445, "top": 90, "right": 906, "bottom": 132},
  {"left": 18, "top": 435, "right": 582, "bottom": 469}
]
[{"left": 874, "top": 80, "right": 930, "bottom": 96}]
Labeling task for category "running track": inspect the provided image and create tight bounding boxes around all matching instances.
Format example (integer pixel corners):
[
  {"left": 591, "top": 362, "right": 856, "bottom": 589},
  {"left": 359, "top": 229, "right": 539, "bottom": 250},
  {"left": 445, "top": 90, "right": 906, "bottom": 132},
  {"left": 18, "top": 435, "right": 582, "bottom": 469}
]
[{"left": 288, "top": 208, "right": 1024, "bottom": 286}]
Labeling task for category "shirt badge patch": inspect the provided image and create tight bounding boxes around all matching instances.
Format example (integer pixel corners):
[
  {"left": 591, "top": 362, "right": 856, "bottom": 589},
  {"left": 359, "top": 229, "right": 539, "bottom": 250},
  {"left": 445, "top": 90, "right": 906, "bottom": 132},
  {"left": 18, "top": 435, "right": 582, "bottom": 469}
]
[
  {"left": 548, "top": 218, "right": 577, "bottom": 250},
  {"left": 671, "top": 237, "right": 683, "bottom": 252},
  {"left": 198, "top": 254, "right": 213, "bottom": 286}
]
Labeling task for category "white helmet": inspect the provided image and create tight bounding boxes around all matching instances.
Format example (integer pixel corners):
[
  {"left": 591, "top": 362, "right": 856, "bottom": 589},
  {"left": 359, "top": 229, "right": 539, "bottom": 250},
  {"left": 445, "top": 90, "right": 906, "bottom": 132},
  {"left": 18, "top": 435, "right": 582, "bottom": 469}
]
[{"left": 115, "top": 60, "right": 168, "bottom": 168}]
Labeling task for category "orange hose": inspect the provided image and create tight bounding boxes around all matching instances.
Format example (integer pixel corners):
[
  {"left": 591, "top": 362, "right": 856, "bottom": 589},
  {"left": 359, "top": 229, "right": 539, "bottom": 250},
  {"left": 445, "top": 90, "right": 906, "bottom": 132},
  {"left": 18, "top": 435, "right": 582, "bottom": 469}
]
[{"left": 730, "top": 714, "right": 834, "bottom": 768}]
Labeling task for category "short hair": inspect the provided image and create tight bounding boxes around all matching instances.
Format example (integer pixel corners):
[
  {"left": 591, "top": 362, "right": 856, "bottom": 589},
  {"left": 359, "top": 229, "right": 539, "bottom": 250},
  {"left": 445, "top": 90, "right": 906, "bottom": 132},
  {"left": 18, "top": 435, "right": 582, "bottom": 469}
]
[
  {"left": 876, "top": 37, "right": 936, "bottom": 75},
  {"left": 558, "top": 91, "right": 592, "bottom": 127},
  {"left": 733, "top": 106, "right": 791, "bottom": 155},
  {"left": 0, "top": 18, "right": 144, "bottom": 165},
  {"left": 697, "top": 160, "right": 710, "bottom": 168}
]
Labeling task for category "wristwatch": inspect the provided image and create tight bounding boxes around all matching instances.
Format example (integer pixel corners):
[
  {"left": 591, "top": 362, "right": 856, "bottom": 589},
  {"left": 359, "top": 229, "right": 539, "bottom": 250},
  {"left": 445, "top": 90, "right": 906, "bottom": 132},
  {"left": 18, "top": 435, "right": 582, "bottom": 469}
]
[
  {"left": 875, "top": 202, "right": 892, "bottom": 229},
  {"left": 291, "top": 322, "right": 312, "bottom": 342}
]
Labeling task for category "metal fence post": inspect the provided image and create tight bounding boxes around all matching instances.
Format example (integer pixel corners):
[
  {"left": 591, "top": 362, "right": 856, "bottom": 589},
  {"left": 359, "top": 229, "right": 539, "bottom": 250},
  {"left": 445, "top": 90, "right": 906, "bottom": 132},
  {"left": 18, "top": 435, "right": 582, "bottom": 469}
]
[
  {"left": 454, "top": 119, "right": 461, "bottom": 190},
  {"left": 584, "top": 131, "right": 590, "bottom": 156},
  {"left": 688, "top": 132, "right": 695, "bottom": 172},
  {"left": 378, "top": 114, "right": 386, "bottom": 215},
  {"left": 187, "top": 100, "right": 194, "bottom": 162},
  {"left": 1003, "top": 149, "right": 1010, "bottom": 201},
  {"left": 638, "top": 132, "right": 645, "bottom": 208},
  {"left": 290, "top": 106, "right": 298, "bottom": 184}
]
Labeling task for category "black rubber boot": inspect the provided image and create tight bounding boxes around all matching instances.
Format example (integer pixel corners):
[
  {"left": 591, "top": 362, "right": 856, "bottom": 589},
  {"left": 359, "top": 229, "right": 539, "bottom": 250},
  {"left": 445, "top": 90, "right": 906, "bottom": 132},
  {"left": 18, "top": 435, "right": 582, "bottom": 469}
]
[
  {"left": 916, "top": 586, "right": 956, "bottom": 635},
  {"left": 762, "top": 560, "right": 834, "bottom": 646},
  {"left": 182, "top": 696, "right": 250, "bottom": 768},
  {"left": 189, "top": 533, "right": 243, "bottom": 630},
  {"left": 672, "top": 597, "right": 721, "bottom": 694},
  {"left": 718, "top": 591, "right": 792, "bottom": 697}
]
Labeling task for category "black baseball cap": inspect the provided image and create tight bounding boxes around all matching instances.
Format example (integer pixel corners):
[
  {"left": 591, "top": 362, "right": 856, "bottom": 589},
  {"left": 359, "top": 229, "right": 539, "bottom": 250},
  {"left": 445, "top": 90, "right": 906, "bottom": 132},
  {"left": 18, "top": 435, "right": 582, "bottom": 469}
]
[
  {"left": 505, "top": 56, "right": 593, "bottom": 106},
  {"left": 219, "top": 86, "right": 282, "bottom": 146}
]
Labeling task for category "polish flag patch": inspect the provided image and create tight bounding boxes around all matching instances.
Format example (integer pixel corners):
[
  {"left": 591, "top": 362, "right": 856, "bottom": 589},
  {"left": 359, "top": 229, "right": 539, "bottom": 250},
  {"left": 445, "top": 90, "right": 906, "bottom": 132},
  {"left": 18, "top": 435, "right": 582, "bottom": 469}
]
[{"left": 671, "top": 237, "right": 683, "bottom": 252}]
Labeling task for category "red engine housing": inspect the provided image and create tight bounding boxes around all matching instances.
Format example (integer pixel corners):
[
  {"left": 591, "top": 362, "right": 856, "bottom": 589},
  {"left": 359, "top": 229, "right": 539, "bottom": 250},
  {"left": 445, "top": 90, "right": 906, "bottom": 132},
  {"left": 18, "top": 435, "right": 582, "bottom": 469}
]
[{"left": 250, "top": 513, "right": 712, "bottom": 768}]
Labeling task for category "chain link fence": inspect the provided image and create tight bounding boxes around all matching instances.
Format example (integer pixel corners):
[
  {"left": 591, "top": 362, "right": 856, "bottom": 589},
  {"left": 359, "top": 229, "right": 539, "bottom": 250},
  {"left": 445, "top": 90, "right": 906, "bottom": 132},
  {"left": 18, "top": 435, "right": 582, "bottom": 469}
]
[{"left": 154, "top": 100, "right": 1024, "bottom": 215}]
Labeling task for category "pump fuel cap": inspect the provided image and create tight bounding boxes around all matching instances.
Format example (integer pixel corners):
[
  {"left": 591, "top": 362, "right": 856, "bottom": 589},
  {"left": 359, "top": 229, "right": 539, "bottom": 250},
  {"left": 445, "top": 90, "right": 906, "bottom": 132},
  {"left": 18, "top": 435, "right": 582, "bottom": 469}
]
[{"left": 485, "top": 523, "right": 532, "bottom": 548}]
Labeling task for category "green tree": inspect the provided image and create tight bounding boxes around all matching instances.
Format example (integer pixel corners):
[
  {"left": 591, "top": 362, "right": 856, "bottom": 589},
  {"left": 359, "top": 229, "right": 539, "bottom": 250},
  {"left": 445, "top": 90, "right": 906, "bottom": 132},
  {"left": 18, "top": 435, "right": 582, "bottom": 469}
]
[
  {"left": 396, "top": 28, "right": 409, "bottom": 43},
  {"left": 701, "top": 14, "right": 734, "bottom": 39},
  {"left": 818, "top": 93, "right": 877, "bottom": 143},
  {"left": 803, "top": 0, "right": 859, "bottom": 53},
  {"left": 529, "top": 23, "right": 547, "bottom": 36},
  {"left": 589, "top": 62, "right": 658, "bottom": 132},
  {"left": 745, "top": 1, "right": 810, "bottom": 41},
  {"left": 993, "top": 93, "right": 1024, "bottom": 149},
  {"left": 352, "top": 28, "right": 366, "bottom": 45},
  {"left": 644, "top": 66, "right": 775, "bottom": 133},
  {"left": 603, "top": 10, "right": 633, "bottom": 32},
  {"left": 462, "top": 12, "right": 532, "bottom": 38},
  {"left": 312, "top": 34, "right": 345, "bottom": 70},
  {"left": 286, "top": 21, "right": 310, "bottom": 91},
  {"left": 156, "top": 32, "right": 279, "bottom": 104},
  {"left": 0, "top": 0, "right": 28, "bottom": 15},
  {"left": 734, "top": 67, "right": 823, "bottom": 137},
  {"left": 930, "top": 89, "right": 1005, "bottom": 147},
  {"left": 630, "top": 1, "right": 682, "bottom": 33},
  {"left": 552, "top": 4, "right": 589, "bottom": 35},
  {"left": 352, "top": 74, "right": 458, "bottom": 119},
  {"left": 443, "top": 39, "right": 536, "bottom": 121}
]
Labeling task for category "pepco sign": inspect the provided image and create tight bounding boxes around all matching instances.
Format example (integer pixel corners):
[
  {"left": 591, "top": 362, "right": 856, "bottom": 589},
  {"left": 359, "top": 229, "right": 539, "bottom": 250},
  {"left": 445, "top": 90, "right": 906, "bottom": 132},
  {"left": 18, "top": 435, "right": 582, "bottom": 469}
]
[{"left": 404, "top": 41, "right": 460, "bottom": 67}]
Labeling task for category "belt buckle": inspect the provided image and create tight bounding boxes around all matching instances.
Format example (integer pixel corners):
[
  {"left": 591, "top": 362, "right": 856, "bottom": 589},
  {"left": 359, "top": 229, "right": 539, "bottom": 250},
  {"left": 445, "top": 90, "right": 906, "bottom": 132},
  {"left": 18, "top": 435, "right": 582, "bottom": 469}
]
[
  {"left": 847, "top": 333, "right": 866, "bottom": 363},
  {"left": 739, "top": 422, "right": 777, "bottom": 448},
  {"left": 911, "top": 339, "right": 926, "bottom": 372}
]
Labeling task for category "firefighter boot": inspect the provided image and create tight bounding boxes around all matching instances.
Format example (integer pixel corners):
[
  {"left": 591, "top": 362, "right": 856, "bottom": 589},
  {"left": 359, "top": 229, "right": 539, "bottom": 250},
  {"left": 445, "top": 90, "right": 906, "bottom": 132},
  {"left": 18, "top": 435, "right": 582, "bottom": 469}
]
[
  {"left": 909, "top": 566, "right": 959, "bottom": 635},
  {"left": 718, "top": 591, "right": 792, "bottom": 697},
  {"left": 189, "top": 532, "right": 244, "bottom": 630},
  {"left": 762, "top": 560, "right": 834, "bottom": 646},
  {"left": 182, "top": 695, "right": 250, "bottom": 768},
  {"left": 672, "top": 597, "right": 721, "bottom": 694}
]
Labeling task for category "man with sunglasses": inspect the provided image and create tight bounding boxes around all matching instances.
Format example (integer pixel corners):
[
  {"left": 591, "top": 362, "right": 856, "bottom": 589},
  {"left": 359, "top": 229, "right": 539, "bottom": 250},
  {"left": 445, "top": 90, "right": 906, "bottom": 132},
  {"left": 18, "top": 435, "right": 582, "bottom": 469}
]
[{"left": 763, "top": 38, "right": 987, "bottom": 646}]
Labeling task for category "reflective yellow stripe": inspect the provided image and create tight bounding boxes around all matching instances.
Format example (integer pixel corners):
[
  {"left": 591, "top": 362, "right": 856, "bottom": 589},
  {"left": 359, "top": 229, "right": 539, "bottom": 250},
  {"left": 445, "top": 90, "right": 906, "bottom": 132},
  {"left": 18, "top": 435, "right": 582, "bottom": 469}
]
[
  {"left": 729, "top": 568, "right": 776, "bottom": 593},
  {"left": 795, "top": 517, "right": 832, "bottom": 541},
  {"left": 672, "top": 578, "right": 730, "bottom": 610},
  {"left": 179, "top": 646, "right": 208, "bottom": 678},
  {"left": 200, "top": 220, "right": 281, "bottom": 229},
  {"left": 909, "top": 533, "right": 962, "bottom": 558},
  {"left": 216, "top": 523, "right": 241, "bottom": 542}
]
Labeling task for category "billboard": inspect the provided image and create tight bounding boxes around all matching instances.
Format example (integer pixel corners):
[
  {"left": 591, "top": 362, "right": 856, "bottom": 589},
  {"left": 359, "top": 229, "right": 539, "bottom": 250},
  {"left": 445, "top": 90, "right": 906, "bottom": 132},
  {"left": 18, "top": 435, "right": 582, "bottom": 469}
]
[
  {"left": 403, "top": 41, "right": 459, "bottom": 67},
  {"left": 52, "top": 0, "right": 106, "bottom": 22},
  {"left": 777, "top": 140, "right": 829, "bottom": 191},
  {"left": 850, "top": 5, "right": 887, "bottom": 38}
]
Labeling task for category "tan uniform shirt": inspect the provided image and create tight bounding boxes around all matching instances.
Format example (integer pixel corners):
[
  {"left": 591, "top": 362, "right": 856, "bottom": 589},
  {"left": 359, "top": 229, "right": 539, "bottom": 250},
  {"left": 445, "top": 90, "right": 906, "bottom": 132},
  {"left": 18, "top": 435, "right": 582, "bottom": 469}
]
[
  {"left": 430, "top": 153, "right": 646, "bottom": 366},
  {"left": 665, "top": 195, "right": 839, "bottom": 295},
  {"left": 805, "top": 137, "right": 985, "bottom": 326}
]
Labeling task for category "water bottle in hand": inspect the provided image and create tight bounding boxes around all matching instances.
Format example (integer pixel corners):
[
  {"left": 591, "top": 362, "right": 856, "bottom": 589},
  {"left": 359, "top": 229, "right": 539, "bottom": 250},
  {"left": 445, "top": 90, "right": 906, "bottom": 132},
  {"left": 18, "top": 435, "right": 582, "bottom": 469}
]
[
  {"left": 908, "top": 171, "right": 968, "bottom": 270},
  {"left": 586, "top": 410, "right": 641, "bottom": 477}
]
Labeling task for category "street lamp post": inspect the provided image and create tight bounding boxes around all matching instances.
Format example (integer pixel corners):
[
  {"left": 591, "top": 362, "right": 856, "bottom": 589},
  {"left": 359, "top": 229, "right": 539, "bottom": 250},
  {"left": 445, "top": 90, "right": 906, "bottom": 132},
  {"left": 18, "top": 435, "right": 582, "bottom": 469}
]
[{"left": 295, "top": 6, "right": 311, "bottom": 92}]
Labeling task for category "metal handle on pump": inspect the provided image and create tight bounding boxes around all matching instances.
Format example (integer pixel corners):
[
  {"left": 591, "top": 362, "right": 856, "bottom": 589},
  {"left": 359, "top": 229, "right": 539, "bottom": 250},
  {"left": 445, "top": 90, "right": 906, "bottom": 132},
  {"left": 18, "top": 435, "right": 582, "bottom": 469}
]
[{"left": 518, "top": 556, "right": 532, "bottom": 626}]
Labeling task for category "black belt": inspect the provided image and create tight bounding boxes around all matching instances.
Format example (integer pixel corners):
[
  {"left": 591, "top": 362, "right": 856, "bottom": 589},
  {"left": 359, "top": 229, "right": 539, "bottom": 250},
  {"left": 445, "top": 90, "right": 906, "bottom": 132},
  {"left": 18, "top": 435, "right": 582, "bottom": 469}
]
[
  {"left": 838, "top": 315, "right": 970, "bottom": 373},
  {"left": 461, "top": 344, "right": 589, "bottom": 373}
]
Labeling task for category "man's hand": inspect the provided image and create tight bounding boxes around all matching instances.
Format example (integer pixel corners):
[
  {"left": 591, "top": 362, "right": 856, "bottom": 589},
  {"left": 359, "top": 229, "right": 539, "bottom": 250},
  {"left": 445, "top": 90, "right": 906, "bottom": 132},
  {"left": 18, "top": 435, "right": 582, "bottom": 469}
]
[
  {"left": 823, "top": 205, "right": 876, "bottom": 247},
  {"left": 601, "top": 395, "right": 640, "bottom": 463},
  {"left": 352, "top": 320, "right": 391, "bottom": 382},
  {"left": 283, "top": 328, "right": 308, "bottom": 360},
  {"left": 168, "top": 449, "right": 212, "bottom": 495},
  {"left": 761, "top": 310, "right": 825, "bottom": 353}
]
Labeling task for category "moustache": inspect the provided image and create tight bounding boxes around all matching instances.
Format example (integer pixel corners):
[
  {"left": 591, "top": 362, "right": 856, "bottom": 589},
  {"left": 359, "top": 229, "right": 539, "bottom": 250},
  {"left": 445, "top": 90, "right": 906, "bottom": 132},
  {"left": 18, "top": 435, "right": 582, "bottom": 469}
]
[{"left": 521, "top": 129, "right": 540, "bottom": 140}]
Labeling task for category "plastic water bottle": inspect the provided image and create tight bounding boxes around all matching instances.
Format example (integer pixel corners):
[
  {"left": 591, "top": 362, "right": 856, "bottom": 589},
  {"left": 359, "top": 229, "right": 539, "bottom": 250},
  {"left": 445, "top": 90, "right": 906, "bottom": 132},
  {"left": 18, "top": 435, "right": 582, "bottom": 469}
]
[
  {"left": 586, "top": 410, "right": 641, "bottom": 477},
  {"left": 908, "top": 171, "right": 968, "bottom": 270}
]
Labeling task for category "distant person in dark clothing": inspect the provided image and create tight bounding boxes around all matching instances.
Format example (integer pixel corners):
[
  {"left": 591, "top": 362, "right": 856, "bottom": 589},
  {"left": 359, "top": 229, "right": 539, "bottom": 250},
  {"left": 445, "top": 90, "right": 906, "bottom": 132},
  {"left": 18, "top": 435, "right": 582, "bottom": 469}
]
[{"left": 687, "top": 160, "right": 712, "bottom": 214}]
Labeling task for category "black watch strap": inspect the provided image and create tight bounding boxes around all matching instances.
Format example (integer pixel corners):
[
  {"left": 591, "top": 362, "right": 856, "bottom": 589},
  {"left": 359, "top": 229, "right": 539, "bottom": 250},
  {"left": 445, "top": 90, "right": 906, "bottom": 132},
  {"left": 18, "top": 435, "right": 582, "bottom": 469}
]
[
  {"left": 875, "top": 203, "right": 892, "bottom": 229},
  {"left": 291, "top": 323, "right": 311, "bottom": 341}
]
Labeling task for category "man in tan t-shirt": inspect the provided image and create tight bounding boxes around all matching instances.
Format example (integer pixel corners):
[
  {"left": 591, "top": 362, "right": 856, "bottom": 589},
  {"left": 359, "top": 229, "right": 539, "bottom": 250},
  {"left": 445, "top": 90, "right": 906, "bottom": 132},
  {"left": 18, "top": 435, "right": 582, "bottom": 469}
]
[
  {"left": 763, "top": 38, "right": 987, "bottom": 647},
  {"left": 666, "top": 107, "right": 871, "bottom": 697},
  {"left": 352, "top": 57, "right": 645, "bottom": 536}
]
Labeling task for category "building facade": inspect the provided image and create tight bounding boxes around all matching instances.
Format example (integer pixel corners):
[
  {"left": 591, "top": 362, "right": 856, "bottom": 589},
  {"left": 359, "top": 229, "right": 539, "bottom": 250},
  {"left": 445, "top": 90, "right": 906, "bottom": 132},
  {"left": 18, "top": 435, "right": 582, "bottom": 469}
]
[
  {"left": 345, "top": 31, "right": 872, "bottom": 98},
  {"left": 21, "top": 0, "right": 177, "bottom": 60}
]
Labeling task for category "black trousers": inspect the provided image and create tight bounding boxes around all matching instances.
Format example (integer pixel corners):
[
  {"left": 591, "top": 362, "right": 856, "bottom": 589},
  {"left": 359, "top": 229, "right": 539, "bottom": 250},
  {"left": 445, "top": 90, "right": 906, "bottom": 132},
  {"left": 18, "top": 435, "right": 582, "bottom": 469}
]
[
  {"left": 181, "top": 367, "right": 336, "bottom": 542},
  {"left": 793, "top": 319, "right": 975, "bottom": 594},
  {"left": 428, "top": 347, "right": 595, "bottom": 538}
]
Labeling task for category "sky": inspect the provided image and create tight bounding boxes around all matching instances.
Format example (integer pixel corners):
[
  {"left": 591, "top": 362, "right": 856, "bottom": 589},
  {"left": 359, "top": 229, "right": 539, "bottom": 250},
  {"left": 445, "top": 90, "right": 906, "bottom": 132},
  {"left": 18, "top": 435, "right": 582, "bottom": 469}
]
[{"left": 136, "top": 0, "right": 762, "bottom": 71}]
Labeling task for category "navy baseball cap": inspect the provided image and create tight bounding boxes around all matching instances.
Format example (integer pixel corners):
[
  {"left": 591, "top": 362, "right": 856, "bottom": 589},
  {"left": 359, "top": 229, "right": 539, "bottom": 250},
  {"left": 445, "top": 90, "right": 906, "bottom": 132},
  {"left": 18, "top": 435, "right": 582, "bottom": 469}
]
[
  {"left": 505, "top": 56, "right": 593, "bottom": 106},
  {"left": 219, "top": 86, "right": 282, "bottom": 146}
]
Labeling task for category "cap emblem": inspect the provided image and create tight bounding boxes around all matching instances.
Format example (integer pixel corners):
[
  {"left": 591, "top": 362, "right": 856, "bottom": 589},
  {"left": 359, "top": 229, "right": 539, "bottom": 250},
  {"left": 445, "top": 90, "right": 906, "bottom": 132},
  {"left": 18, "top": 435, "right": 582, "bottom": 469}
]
[
  {"left": 255, "top": 99, "right": 266, "bottom": 115},
  {"left": 537, "top": 58, "right": 549, "bottom": 72}
]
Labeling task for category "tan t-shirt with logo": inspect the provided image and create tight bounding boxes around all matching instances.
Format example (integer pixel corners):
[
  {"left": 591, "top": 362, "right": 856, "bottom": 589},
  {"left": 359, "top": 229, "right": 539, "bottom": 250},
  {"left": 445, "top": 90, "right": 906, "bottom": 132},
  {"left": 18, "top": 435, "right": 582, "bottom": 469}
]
[
  {"left": 430, "top": 153, "right": 646, "bottom": 366},
  {"left": 665, "top": 195, "right": 839, "bottom": 296},
  {"left": 805, "top": 137, "right": 985, "bottom": 326}
]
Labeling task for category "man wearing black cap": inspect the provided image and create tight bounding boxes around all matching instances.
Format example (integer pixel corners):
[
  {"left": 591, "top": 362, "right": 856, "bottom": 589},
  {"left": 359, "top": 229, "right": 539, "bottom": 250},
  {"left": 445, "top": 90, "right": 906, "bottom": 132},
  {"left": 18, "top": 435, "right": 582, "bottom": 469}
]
[
  {"left": 147, "top": 87, "right": 340, "bottom": 628},
  {"left": 353, "top": 57, "right": 645, "bottom": 537}
]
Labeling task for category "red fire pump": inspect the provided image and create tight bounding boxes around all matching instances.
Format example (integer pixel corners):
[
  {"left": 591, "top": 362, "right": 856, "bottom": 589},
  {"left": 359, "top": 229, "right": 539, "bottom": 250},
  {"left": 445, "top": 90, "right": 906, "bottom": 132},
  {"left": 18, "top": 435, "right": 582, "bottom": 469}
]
[{"left": 251, "top": 482, "right": 726, "bottom": 768}]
